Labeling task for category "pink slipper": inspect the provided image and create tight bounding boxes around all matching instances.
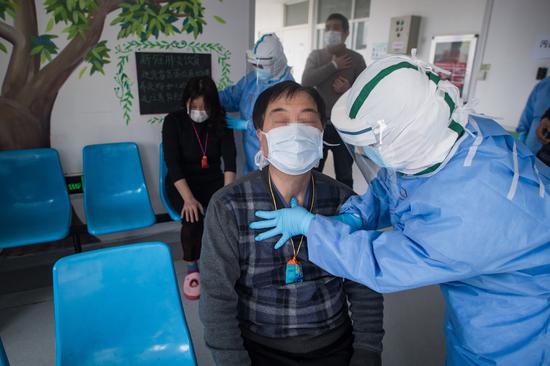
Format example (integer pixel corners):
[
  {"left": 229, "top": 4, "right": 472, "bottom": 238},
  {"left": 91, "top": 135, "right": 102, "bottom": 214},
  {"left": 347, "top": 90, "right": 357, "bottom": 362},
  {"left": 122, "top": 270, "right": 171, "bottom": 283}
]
[{"left": 184, "top": 272, "right": 201, "bottom": 300}]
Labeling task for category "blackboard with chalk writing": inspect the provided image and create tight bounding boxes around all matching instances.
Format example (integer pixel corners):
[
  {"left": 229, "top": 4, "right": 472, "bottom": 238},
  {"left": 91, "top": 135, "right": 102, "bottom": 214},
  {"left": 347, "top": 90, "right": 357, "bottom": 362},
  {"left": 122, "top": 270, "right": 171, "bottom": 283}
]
[{"left": 135, "top": 52, "right": 212, "bottom": 114}]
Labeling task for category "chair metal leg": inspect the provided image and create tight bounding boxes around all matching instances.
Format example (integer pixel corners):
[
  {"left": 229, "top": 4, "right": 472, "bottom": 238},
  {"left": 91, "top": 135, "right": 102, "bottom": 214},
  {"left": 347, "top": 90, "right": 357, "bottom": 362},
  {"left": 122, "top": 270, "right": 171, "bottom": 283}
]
[{"left": 72, "top": 232, "right": 82, "bottom": 253}]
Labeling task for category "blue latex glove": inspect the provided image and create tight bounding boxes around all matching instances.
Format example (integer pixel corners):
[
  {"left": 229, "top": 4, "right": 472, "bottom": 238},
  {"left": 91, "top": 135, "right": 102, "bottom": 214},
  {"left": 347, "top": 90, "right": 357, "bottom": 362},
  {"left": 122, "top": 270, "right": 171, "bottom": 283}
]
[
  {"left": 250, "top": 197, "right": 314, "bottom": 249},
  {"left": 327, "top": 213, "right": 362, "bottom": 230},
  {"left": 225, "top": 115, "right": 249, "bottom": 131}
]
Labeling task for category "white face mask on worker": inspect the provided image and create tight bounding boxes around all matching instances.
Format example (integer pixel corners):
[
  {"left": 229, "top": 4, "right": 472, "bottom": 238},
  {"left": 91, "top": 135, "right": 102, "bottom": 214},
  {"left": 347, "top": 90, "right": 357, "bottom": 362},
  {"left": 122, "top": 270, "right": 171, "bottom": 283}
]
[
  {"left": 261, "top": 123, "right": 323, "bottom": 175},
  {"left": 189, "top": 109, "right": 208, "bottom": 123},
  {"left": 323, "top": 31, "right": 342, "bottom": 47}
]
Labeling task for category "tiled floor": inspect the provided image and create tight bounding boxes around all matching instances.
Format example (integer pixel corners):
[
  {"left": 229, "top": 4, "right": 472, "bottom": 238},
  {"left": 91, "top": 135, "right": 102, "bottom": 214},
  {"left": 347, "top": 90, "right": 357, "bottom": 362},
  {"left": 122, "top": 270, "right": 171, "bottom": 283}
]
[{"left": 0, "top": 222, "right": 447, "bottom": 366}]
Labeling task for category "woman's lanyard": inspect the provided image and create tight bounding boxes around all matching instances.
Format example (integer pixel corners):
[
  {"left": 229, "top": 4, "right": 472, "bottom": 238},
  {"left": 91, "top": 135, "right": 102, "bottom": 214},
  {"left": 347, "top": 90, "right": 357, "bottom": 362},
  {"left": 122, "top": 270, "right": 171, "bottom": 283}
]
[
  {"left": 267, "top": 173, "right": 315, "bottom": 284},
  {"left": 190, "top": 122, "right": 209, "bottom": 169}
]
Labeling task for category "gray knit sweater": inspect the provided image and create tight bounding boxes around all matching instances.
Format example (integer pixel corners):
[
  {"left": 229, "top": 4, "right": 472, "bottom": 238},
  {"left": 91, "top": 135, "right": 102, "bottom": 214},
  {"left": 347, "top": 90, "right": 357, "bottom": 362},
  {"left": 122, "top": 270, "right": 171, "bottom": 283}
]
[{"left": 199, "top": 169, "right": 384, "bottom": 365}]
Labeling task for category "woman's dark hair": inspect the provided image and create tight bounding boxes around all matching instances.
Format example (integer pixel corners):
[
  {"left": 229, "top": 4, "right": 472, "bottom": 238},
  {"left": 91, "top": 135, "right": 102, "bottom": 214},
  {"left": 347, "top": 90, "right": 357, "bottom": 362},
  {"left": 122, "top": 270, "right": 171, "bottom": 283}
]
[
  {"left": 326, "top": 13, "right": 349, "bottom": 33},
  {"left": 252, "top": 81, "right": 327, "bottom": 130},
  {"left": 181, "top": 76, "right": 225, "bottom": 135}
]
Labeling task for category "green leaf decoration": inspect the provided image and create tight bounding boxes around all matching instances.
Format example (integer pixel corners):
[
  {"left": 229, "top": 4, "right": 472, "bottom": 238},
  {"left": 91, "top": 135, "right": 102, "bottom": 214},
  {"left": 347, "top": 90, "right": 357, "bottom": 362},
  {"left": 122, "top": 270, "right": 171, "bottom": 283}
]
[
  {"left": 44, "top": 0, "right": 97, "bottom": 39},
  {"left": 0, "top": 41, "right": 7, "bottom": 53},
  {"left": 111, "top": 0, "right": 206, "bottom": 41},
  {"left": 84, "top": 40, "right": 110, "bottom": 75},
  {"left": 78, "top": 66, "right": 87, "bottom": 78},
  {"left": 0, "top": 0, "right": 17, "bottom": 21},
  {"left": 213, "top": 15, "right": 225, "bottom": 24},
  {"left": 46, "top": 17, "right": 55, "bottom": 32},
  {"left": 31, "top": 34, "right": 59, "bottom": 64}
]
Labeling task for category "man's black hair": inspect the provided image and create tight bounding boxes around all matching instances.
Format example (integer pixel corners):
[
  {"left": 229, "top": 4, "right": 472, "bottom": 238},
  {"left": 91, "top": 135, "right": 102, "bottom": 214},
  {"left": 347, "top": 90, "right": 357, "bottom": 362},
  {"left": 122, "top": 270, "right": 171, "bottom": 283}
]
[
  {"left": 326, "top": 13, "right": 349, "bottom": 33},
  {"left": 252, "top": 80, "right": 327, "bottom": 130}
]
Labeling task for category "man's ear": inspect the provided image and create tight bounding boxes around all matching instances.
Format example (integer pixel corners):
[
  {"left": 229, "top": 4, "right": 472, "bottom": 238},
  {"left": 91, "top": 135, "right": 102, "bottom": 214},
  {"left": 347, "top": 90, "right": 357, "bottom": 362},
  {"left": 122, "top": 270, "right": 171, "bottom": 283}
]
[{"left": 257, "top": 129, "right": 268, "bottom": 156}]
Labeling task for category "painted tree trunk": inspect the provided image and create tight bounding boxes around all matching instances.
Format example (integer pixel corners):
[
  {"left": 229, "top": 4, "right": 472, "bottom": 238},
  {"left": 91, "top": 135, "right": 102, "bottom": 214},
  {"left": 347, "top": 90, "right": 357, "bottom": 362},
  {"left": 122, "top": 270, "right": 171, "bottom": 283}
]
[{"left": 0, "top": 97, "right": 52, "bottom": 150}]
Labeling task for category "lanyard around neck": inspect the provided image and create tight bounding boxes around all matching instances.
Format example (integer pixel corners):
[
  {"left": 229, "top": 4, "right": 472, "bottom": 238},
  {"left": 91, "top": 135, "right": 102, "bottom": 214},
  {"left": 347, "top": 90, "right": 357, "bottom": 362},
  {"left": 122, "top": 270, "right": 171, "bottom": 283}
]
[
  {"left": 267, "top": 173, "right": 315, "bottom": 260},
  {"left": 190, "top": 121, "right": 208, "bottom": 156}
]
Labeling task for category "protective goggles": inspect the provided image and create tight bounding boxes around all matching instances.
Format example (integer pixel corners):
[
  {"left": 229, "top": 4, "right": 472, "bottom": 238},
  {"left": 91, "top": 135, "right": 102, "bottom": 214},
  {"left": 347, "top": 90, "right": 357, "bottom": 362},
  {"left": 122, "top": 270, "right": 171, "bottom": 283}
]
[
  {"left": 246, "top": 50, "right": 274, "bottom": 69},
  {"left": 335, "top": 119, "right": 386, "bottom": 148}
]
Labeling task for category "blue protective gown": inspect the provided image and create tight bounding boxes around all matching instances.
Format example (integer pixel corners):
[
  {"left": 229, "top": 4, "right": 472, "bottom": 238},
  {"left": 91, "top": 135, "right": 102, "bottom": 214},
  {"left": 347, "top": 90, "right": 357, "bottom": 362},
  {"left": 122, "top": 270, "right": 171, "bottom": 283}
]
[
  {"left": 219, "top": 69, "right": 294, "bottom": 174},
  {"left": 307, "top": 115, "right": 550, "bottom": 365},
  {"left": 517, "top": 76, "right": 550, "bottom": 154}
]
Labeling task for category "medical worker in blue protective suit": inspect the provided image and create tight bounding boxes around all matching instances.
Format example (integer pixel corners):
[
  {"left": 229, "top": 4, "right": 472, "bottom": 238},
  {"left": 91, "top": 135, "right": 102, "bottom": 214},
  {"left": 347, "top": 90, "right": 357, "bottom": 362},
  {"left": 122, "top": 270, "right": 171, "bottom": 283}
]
[
  {"left": 250, "top": 55, "right": 550, "bottom": 366},
  {"left": 219, "top": 33, "right": 293, "bottom": 174},
  {"left": 517, "top": 76, "right": 550, "bottom": 154}
]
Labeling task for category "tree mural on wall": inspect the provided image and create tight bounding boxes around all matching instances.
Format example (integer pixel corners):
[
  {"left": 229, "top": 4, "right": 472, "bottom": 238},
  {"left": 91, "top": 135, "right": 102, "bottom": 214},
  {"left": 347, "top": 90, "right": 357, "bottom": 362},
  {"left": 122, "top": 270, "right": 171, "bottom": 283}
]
[{"left": 0, "top": 0, "right": 219, "bottom": 150}]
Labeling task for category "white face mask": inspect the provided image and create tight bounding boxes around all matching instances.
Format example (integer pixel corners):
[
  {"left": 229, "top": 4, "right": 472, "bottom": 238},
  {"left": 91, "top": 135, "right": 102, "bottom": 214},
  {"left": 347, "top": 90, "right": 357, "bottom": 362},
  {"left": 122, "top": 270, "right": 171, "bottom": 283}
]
[
  {"left": 261, "top": 123, "right": 323, "bottom": 175},
  {"left": 256, "top": 66, "right": 273, "bottom": 81},
  {"left": 323, "top": 31, "right": 342, "bottom": 47},
  {"left": 189, "top": 109, "right": 208, "bottom": 123}
]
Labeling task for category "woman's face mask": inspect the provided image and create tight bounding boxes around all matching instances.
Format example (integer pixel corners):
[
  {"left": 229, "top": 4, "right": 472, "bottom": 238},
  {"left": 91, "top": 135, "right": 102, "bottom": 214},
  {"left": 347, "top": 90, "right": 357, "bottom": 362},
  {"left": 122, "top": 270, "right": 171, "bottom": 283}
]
[
  {"left": 189, "top": 109, "right": 208, "bottom": 123},
  {"left": 260, "top": 123, "right": 323, "bottom": 175}
]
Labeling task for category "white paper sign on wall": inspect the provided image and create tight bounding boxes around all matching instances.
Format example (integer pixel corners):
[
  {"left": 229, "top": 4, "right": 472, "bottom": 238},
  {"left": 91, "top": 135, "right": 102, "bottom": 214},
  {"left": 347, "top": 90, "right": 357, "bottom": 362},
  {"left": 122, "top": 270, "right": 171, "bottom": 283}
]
[
  {"left": 533, "top": 34, "right": 550, "bottom": 60},
  {"left": 372, "top": 42, "right": 388, "bottom": 60}
]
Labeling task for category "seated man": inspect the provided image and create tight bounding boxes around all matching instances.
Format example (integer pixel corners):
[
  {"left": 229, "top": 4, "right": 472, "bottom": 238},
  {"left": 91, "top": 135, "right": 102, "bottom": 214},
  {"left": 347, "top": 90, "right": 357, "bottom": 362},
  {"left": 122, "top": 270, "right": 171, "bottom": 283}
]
[{"left": 199, "top": 81, "right": 384, "bottom": 366}]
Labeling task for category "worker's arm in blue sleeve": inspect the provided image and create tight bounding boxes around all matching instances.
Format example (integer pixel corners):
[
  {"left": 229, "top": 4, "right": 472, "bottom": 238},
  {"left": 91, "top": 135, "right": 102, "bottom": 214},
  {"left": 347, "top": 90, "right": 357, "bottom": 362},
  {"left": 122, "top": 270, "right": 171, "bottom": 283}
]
[
  {"left": 338, "top": 181, "right": 392, "bottom": 230},
  {"left": 306, "top": 216, "right": 478, "bottom": 294},
  {"left": 218, "top": 76, "right": 248, "bottom": 113}
]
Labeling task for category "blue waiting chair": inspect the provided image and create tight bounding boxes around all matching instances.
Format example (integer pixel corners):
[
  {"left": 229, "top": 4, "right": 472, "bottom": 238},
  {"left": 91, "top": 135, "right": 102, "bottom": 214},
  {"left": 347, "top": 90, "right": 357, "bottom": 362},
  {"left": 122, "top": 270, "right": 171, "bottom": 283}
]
[
  {"left": 0, "top": 336, "right": 9, "bottom": 366},
  {"left": 0, "top": 148, "right": 71, "bottom": 248},
  {"left": 159, "top": 144, "right": 181, "bottom": 221},
  {"left": 53, "top": 242, "right": 197, "bottom": 366},
  {"left": 82, "top": 142, "right": 155, "bottom": 235}
]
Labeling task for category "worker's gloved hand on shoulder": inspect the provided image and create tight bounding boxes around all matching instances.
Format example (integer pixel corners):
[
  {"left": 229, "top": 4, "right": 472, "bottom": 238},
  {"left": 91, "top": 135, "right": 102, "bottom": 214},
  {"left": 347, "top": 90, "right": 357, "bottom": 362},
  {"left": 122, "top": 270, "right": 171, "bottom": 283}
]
[
  {"left": 225, "top": 115, "right": 249, "bottom": 131},
  {"left": 250, "top": 197, "right": 314, "bottom": 249}
]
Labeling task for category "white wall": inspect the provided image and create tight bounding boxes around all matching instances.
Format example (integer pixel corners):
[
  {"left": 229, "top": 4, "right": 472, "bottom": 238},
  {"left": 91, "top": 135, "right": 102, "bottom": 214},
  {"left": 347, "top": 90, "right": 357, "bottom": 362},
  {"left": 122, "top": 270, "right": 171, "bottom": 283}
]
[
  {"left": 474, "top": 0, "right": 550, "bottom": 129},
  {"left": 365, "top": 0, "right": 485, "bottom": 64},
  {"left": 0, "top": 0, "right": 254, "bottom": 217},
  {"left": 255, "top": 0, "right": 285, "bottom": 38}
]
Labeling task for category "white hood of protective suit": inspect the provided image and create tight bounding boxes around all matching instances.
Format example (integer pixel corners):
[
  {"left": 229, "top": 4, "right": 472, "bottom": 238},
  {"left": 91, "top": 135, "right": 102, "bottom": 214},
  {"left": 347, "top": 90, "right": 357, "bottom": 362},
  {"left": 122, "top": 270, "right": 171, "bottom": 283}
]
[
  {"left": 248, "top": 33, "right": 288, "bottom": 81},
  {"left": 331, "top": 55, "right": 471, "bottom": 175}
]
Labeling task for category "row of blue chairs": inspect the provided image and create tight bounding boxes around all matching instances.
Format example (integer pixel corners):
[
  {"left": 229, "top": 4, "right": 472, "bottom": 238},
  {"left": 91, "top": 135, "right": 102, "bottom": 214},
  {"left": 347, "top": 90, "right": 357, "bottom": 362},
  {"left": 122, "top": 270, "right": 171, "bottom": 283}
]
[
  {"left": 1, "top": 242, "right": 197, "bottom": 365},
  {"left": 0, "top": 143, "right": 180, "bottom": 250}
]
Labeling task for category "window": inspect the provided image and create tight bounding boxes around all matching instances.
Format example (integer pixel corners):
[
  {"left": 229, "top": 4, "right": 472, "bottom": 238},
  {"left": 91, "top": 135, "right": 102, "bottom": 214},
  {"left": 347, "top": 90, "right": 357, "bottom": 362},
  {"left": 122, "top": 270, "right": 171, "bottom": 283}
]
[
  {"left": 353, "top": 21, "right": 367, "bottom": 50},
  {"left": 354, "top": 0, "right": 370, "bottom": 19},
  {"left": 317, "top": 0, "right": 352, "bottom": 24},
  {"left": 284, "top": 1, "right": 309, "bottom": 27}
]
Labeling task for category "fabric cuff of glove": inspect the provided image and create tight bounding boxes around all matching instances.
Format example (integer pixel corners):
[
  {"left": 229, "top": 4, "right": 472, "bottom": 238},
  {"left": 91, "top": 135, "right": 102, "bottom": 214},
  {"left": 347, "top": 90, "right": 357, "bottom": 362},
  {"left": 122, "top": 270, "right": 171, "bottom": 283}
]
[
  {"left": 301, "top": 212, "right": 315, "bottom": 235},
  {"left": 328, "top": 213, "right": 362, "bottom": 229}
]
